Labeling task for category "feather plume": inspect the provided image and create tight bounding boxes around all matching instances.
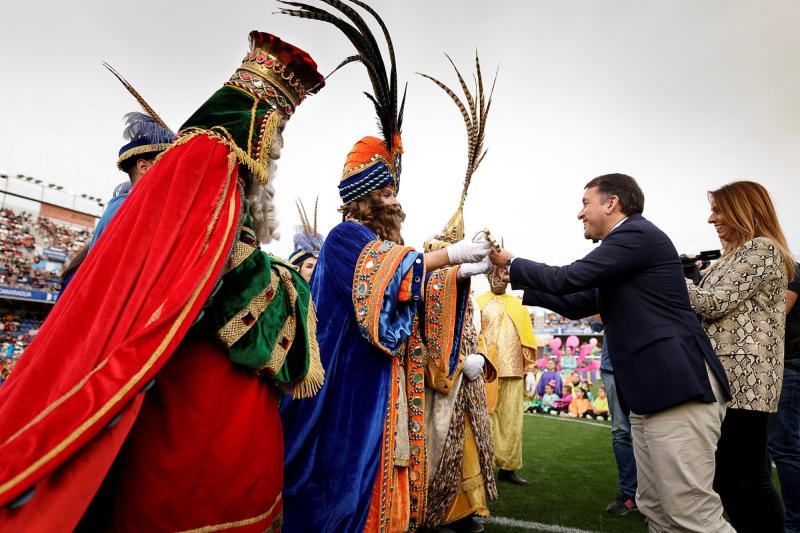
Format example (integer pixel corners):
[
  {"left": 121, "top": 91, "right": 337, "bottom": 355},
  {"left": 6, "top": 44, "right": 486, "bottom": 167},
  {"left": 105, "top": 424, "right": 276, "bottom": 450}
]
[
  {"left": 418, "top": 52, "right": 498, "bottom": 242},
  {"left": 121, "top": 112, "right": 174, "bottom": 144},
  {"left": 417, "top": 52, "right": 498, "bottom": 209},
  {"left": 293, "top": 230, "right": 325, "bottom": 254},
  {"left": 293, "top": 196, "right": 325, "bottom": 254},
  {"left": 277, "top": 0, "right": 403, "bottom": 154},
  {"left": 103, "top": 62, "right": 174, "bottom": 136},
  {"left": 295, "top": 198, "right": 311, "bottom": 234},
  {"left": 313, "top": 195, "right": 319, "bottom": 235}
]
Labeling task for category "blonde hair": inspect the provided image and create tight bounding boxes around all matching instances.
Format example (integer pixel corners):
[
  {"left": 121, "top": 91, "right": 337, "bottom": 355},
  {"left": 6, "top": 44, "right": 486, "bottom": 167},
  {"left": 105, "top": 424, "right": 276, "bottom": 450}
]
[{"left": 710, "top": 180, "right": 796, "bottom": 278}]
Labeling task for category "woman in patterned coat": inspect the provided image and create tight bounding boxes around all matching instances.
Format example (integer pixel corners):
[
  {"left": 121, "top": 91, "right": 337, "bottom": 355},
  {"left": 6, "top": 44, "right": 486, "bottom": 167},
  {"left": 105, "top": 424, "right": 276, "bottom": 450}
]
[{"left": 686, "top": 180, "right": 796, "bottom": 533}]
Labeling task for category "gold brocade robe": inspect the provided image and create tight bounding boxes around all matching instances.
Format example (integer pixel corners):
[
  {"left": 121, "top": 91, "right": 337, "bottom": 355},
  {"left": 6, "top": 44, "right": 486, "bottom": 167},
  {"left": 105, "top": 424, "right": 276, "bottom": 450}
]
[
  {"left": 480, "top": 295, "right": 536, "bottom": 411},
  {"left": 423, "top": 296, "right": 497, "bottom": 527},
  {"left": 478, "top": 293, "right": 537, "bottom": 472}
]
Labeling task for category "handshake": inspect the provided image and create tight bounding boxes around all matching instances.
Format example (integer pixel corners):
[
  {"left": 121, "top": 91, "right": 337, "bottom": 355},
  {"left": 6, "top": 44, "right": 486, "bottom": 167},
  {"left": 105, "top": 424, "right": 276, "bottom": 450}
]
[{"left": 443, "top": 236, "right": 516, "bottom": 280}]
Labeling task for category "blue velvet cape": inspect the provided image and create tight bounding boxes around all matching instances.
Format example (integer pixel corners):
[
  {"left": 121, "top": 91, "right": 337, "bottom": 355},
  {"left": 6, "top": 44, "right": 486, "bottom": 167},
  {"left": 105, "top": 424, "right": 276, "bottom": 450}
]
[{"left": 281, "top": 221, "right": 425, "bottom": 532}]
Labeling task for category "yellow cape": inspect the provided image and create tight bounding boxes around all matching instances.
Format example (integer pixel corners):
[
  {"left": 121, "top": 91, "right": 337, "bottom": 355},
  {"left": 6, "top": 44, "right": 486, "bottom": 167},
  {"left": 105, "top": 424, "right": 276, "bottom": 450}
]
[
  {"left": 477, "top": 292, "right": 538, "bottom": 413},
  {"left": 476, "top": 292, "right": 537, "bottom": 348}
]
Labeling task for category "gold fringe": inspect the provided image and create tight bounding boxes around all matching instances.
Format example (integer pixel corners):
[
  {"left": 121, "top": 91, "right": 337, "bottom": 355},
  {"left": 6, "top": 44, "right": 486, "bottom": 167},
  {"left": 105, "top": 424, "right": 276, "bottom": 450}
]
[
  {"left": 246, "top": 98, "right": 259, "bottom": 155},
  {"left": 157, "top": 128, "right": 269, "bottom": 185},
  {"left": 257, "top": 111, "right": 283, "bottom": 183},
  {"left": 290, "top": 297, "right": 325, "bottom": 399}
]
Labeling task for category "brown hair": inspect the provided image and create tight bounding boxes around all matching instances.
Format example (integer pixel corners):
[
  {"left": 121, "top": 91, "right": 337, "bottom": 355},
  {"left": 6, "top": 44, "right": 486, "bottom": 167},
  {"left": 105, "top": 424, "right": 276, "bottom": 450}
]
[
  {"left": 710, "top": 181, "right": 796, "bottom": 278},
  {"left": 584, "top": 173, "right": 645, "bottom": 216},
  {"left": 339, "top": 190, "right": 405, "bottom": 244}
]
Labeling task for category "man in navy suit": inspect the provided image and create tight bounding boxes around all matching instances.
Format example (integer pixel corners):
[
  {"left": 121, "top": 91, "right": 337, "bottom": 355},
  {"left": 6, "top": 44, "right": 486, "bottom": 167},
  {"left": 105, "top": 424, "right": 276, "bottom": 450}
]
[{"left": 490, "top": 174, "right": 734, "bottom": 533}]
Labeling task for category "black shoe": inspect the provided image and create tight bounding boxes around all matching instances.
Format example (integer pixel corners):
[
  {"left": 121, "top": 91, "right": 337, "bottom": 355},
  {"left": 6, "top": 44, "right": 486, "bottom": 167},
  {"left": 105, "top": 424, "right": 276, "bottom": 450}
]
[
  {"left": 436, "top": 516, "right": 484, "bottom": 533},
  {"left": 497, "top": 469, "right": 530, "bottom": 486},
  {"left": 606, "top": 493, "right": 637, "bottom": 515}
]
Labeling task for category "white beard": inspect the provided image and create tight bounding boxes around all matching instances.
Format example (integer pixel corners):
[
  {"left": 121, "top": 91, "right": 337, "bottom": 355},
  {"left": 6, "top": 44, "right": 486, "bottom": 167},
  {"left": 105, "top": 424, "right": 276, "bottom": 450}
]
[{"left": 248, "top": 158, "right": 280, "bottom": 244}]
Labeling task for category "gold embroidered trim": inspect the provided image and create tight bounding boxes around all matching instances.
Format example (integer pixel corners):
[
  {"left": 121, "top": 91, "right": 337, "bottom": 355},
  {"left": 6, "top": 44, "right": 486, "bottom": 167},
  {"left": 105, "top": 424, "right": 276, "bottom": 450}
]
[
  {"left": 0, "top": 184, "right": 239, "bottom": 499},
  {"left": 236, "top": 63, "right": 302, "bottom": 108},
  {"left": 216, "top": 273, "right": 280, "bottom": 348},
  {"left": 262, "top": 266, "right": 298, "bottom": 375},
  {"left": 116, "top": 143, "right": 172, "bottom": 167},
  {"left": 290, "top": 297, "right": 325, "bottom": 399},
  {"left": 228, "top": 241, "right": 257, "bottom": 272},
  {"left": 159, "top": 128, "right": 269, "bottom": 185},
  {"left": 176, "top": 493, "right": 282, "bottom": 533},
  {"left": 352, "top": 241, "right": 416, "bottom": 356},
  {"left": 425, "top": 266, "right": 461, "bottom": 377},
  {"left": 340, "top": 154, "right": 396, "bottom": 182}
]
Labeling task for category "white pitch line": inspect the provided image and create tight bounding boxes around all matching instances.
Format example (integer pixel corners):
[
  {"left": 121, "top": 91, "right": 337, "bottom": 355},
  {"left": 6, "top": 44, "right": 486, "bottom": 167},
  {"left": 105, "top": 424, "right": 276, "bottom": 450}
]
[
  {"left": 486, "top": 515, "right": 601, "bottom": 533},
  {"left": 524, "top": 412, "right": 610, "bottom": 430}
]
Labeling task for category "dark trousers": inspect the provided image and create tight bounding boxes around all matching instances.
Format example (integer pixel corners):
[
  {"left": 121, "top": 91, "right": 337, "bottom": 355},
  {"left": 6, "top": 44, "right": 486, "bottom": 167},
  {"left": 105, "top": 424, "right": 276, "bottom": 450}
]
[
  {"left": 769, "top": 365, "right": 800, "bottom": 533},
  {"left": 715, "top": 407, "right": 784, "bottom": 533}
]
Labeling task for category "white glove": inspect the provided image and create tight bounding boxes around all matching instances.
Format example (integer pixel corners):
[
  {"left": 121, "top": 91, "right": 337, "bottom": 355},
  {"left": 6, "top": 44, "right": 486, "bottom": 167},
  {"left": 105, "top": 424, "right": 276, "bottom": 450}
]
[
  {"left": 462, "top": 354, "right": 485, "bottom": 381},
  {"left": 459, "top": 256, "right": 492, "bottom": 278},
  {"left": 447, "top": 239, "right": 491, "bottom": 265},
  {"left": 525, "top": 372, "right": 536, "bottom": 397}
]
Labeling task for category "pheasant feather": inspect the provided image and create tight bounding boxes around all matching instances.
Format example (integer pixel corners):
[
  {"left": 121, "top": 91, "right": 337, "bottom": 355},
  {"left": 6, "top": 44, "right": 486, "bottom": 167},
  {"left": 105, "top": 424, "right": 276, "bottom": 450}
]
[
  {"left": 418, "top": 52, "right": 498, "bottom": 241},
  {"left": 102, "top": 62, "right": 173, "bottom": 136}
]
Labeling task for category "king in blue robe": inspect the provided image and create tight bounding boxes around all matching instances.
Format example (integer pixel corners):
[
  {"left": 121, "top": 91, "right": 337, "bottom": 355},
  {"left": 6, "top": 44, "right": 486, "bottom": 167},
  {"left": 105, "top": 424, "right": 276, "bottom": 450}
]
[{"left": 280, "top": 136, "right": 492, "bottom": 532}]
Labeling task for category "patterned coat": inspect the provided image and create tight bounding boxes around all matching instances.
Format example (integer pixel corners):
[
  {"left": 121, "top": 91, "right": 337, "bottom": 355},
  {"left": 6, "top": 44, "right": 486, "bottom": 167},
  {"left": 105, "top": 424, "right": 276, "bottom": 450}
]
[{"left": 687, "top": 237, "right": 787, "bottom": 412}]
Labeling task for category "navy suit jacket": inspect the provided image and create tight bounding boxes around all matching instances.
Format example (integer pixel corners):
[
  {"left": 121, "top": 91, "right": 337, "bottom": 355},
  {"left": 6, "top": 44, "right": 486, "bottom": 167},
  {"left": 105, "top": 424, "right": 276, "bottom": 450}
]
[{"left": 510, "top": 214, "right": 730, "bottom": 415}]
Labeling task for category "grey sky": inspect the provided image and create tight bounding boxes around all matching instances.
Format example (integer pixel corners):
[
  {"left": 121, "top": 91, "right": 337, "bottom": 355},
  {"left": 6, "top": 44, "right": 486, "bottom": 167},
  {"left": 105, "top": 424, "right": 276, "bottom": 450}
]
[{"left": 1, "top": 0, "right": 798, "bottom": 270}]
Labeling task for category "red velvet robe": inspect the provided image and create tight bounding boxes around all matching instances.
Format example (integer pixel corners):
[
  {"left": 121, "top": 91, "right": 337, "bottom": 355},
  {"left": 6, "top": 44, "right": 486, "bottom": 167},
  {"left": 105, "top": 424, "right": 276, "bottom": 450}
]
[{"left": 0, "top": 135, "right": 283, "bottom": 531}]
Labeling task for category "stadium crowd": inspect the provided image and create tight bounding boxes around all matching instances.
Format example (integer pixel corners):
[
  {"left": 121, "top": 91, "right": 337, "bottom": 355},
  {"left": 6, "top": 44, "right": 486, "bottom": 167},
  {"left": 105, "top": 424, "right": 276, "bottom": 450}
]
[
  {"left": 0, "top": 207, "right": 91, "bottom": 372},
  {"left": 36, "top": 215, "right": 93, "bottom": 255},
  {"left": 0, "top": 309, "right": 45, "bottom": 382},
  {"left": 0, "top": 208, "right": 91, "bottom": 293}
]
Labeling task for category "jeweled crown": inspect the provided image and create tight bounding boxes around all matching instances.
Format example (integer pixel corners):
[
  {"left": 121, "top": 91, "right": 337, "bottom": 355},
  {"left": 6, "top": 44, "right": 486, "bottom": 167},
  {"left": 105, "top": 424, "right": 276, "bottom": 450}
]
[{"left": 226, "top": 31, "right": 325, "bottom": 117}]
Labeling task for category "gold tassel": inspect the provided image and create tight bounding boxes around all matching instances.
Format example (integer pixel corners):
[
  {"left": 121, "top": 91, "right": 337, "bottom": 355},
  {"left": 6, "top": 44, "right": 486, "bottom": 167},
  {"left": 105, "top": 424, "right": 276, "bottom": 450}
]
[
  {"left": 256, "top": 111, "right": 284, "bottom": 185},
  {"left": 290, "top": 298, "right": 325, "bottom": 399}
]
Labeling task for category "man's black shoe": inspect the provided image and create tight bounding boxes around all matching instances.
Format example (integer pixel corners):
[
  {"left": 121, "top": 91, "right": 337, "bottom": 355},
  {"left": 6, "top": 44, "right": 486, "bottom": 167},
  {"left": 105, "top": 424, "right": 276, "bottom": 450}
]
[
  {"left": 606, "top": 493, "right": 637, "bottom": 515},
  {"left": 497, "top": 469, "right": 530, "bottom": 486}
]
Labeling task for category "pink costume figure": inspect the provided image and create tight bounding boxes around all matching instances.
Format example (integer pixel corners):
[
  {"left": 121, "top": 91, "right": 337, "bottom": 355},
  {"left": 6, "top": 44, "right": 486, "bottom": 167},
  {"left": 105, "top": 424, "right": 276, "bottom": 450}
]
[
  {"left": 541, "top": 338, "right": 563, "bottom": 370},
  {"left": 560, "top": 336, "right": 579, "bottom": 375}
]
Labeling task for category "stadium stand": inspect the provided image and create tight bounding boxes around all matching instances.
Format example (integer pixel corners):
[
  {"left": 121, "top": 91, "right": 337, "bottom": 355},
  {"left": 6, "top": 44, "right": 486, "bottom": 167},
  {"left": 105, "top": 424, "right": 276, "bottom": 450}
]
[{"left": 0, "top": 206, "right": 94, "bottom": 371}]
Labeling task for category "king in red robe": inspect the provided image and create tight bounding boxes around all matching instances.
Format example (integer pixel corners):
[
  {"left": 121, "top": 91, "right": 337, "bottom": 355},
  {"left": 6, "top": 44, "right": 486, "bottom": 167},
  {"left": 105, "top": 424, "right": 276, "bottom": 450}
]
[{"left": 0, "top": 31, "right": 325, "bottom": 532}]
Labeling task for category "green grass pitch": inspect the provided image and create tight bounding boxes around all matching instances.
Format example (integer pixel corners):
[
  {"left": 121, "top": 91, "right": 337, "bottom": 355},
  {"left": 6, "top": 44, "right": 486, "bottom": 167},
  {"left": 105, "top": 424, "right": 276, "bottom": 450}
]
[{"left": 484, "top": 413, "right": 648, "bottom": 533}]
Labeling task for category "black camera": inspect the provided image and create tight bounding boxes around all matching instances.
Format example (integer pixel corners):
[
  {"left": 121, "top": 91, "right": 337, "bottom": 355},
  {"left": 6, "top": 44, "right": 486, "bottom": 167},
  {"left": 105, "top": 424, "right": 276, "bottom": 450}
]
[{"left": 680, "top": 250, "right": 721, "bottom": 283}]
